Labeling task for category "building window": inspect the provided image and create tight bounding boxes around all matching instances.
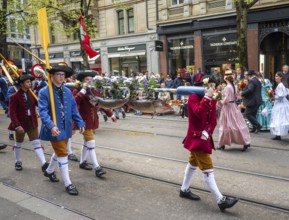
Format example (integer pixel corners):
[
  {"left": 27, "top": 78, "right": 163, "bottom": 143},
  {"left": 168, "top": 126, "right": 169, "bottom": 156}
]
[
  {"left": 72, "top": 31, "right": 78, "bottom": 41},
  {"left": 117, "top": 10, "right": 125, "bottom": 35},
  {"left": 127, "top": 9, "right": 134, "bottom": 33},
  {"left": 25, "top": 25, "right": 30, "bottom": 39},
  {"left": 171, "top": 0, "right": 184, "bottom": 6},
  {"left": 50, "top": 26, "right": 56, "bottom": 44},
  {"left": 10, "top": 18, "right": 16, "bottom": 38},
  {"left": 17, "top": 20, "right": 24, "bottom": 38}
]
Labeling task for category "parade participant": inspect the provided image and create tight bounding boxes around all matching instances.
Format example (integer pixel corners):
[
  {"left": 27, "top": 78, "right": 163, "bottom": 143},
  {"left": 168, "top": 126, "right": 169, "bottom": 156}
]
[
  {"left": 73, "top": 70, "right": 116, "bottom": 177},
  {"left": 241, "top": 70, "right": 262, "bottom": 134},
  {"left": 217, "top": 70, "right": 251, "bottom": 152},
  {"left": 31, "top": 64, "right": 48, "bottom": 96},
  {"left": 8, "top": 74, "right": 49, "bottom": 171},
  {"left": 180, "top": 76, "right": 238, "bottom": 212},
  {"left": 270, "top": 72, "right": 289, "bottom": 140},
  {"left": 38, "top": 65, "right": 85, "bottom": 195},
  {"left": 255, "top": 72, "right": 273, "bottom": 131},
  {"left": 6, "top": 68, "right": 20, "bottom": 141},
  {"left": 0, "top": 72, "right": 8, "bottom": 112}
]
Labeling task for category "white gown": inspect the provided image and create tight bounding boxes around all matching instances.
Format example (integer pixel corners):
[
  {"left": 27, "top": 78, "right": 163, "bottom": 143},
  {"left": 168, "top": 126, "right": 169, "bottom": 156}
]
[{"left": 270, "top": 83, "right": 289, "bottom": 136}]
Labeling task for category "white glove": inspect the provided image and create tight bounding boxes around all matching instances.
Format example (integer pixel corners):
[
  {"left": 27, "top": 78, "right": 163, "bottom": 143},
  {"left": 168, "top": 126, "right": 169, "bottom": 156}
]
[{"left": 205, "top": 87, "right": 214, "bottom": 98}]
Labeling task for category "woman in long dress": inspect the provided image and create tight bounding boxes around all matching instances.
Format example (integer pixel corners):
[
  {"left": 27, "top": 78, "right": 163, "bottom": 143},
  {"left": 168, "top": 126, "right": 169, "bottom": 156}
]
[
  {"left": 270, "top": 72, "right": 289, "bottom": 140},
  {"left": 255, "top": 72, "right": 273, "bottom": 130},
  {"left": 218, "top": 70, "right": 251, "bottom": 152}
]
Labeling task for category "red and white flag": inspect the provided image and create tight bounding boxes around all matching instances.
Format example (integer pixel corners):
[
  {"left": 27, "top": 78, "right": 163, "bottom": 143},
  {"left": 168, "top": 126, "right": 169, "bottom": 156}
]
[{"left": 79, "top": 15, "right": 98, "bottom": 59}]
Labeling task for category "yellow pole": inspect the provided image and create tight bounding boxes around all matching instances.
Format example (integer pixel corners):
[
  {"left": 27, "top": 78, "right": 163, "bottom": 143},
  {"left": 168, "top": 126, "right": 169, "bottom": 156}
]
[
  {"left": 8, "top": 37, "right": 46, "bottom": 65},
  {"left": 37, "top": 8, "right": 57, "bottom": 126},
  {"left": 0, "top": 53, "right": 38, "bottom": 101},
  {"left": 1, "top": 65, "right": 18, "bottom": 91}
]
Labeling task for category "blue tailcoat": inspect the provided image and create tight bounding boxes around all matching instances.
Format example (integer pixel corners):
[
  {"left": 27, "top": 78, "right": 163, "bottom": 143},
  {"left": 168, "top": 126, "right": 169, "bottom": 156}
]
[{"left": 38, "top": 85, "right": 85, "bottom": 141}]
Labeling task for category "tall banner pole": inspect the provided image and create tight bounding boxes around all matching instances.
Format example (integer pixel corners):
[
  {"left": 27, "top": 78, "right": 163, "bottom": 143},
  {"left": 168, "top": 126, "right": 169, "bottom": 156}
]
[
  {"left": 1, "top": 65, "right": 18, "bottom": 91},
  {"left": 0, "top": 53, "right": 38, "bottom": 100},
  {"left": 8, "top": 37, "right": 46, "bottom": 65},
  {"left": 37, "top": 8, "right": 57, "bottom": 126}
]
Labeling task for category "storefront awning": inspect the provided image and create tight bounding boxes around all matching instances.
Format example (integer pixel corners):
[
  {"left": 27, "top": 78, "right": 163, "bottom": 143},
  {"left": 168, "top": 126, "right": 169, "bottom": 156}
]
[{"left": 108, "top": 51, "right": 146, "bottom": 58}]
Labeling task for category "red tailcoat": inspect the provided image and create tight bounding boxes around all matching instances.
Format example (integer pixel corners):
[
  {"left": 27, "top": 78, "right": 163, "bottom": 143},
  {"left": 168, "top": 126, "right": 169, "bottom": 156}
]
[
  {"left": 183, "top": 94, "right": 217, "bottom": 154},
  {"left": 73, "top": 89, "right": 113, "bottom": 130},
  {"left": 8, "top": 89, "right": 38, "bottom": 130}
]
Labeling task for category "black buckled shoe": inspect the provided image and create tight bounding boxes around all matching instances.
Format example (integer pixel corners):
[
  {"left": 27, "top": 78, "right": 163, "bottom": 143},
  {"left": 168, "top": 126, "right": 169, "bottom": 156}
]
[
  {"left": 65, "top": 184, "right": 78, "bottom": 196},
  {"left": 68, "top": 154, "right": 79, "bottom": 162},
  {"left": 44, "top": 171, "right": 60, "bottom": 182},
  {"left": 9, "top": 134, "right": 14, "bottom": 141},
  {"left": 95, "top": 166, "right": 106, "bottom": 177},
  {"left": 103, "top": 115, "right": 108, "bottom": 122},
  {"left": 242, "top": 144, "right": 250, "bottom": 152},
  {"left": 254, "top": 127, "right": 261, "bottom": 134},
  {"left": 217, "top": 145, "right": 225, "bottom": 150},
  {"left": 15, "top": 161, "right": 23, "bottom": 171},
  {"left": 179, "top": 189, "right": 200, "bottom": 201},
  {"left": 79, "top": 160, "right": 93, "bottom": 170},
  {"left": 122, "top": 112, "right": 126, "bottom": 119},
  {"left": 272, "top": 136, "right": 281, "bottom": 140},
  {"left": 0, "top": 144, "right": 7, "bottom": 150},
  {"left": 218, "top": 196, "right": 239, "bottom": 212},
  {"left": 41, "top": 162, "right": 49, "bottom": 172}
]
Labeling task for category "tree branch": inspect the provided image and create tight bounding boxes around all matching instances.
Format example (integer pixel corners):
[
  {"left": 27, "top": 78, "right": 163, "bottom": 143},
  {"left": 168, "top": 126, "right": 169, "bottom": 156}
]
[
  {"left": 5, "top": 9, "right": 23, "bottom": 18},
  {"left": 87, "top": 0, "right": 92, "bottom": 9},
  {"left": 247, "top": 0, "right": 259, "bottom": 9}
]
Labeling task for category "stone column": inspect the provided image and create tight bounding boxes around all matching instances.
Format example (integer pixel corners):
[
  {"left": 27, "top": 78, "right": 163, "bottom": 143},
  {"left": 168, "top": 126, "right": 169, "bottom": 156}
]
[
  {"left": 159, "top": 35, "right": 168, "bottom": 78},
  {"left": 194, "top": 30, "right": 203, "bottom": 73},
  {"left": 247, "top": 23, "right": 259, "bottom": 71}
]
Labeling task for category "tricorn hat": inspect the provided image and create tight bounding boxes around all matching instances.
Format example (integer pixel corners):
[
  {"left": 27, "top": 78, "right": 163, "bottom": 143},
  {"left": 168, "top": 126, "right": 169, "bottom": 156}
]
[
  {"left": 47, "top": 65, "right": 74, "bottom": 78},
  {"left": 247, "top": 70, "right": 256, "bottom": 75},
  {"left": 194, "top": 75, "right": 218, "bottom": 86},
  {"left": 77, "top": 70, "right": 98, "bottom": 82},
  {"left": 15, "top": 74, "right": 35, "bottom": 85}
]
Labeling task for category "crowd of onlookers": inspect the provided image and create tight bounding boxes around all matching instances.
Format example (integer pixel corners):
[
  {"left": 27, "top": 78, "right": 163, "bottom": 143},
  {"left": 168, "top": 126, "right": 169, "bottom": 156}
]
[{"left": 1, "top": 64, "right": 289, "bottom": 140}]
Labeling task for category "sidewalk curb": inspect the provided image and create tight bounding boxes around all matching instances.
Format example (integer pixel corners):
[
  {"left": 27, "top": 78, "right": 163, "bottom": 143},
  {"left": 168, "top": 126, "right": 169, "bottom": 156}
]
[{"left": 0, "top": 183, "right": 92, "bottom": 220}]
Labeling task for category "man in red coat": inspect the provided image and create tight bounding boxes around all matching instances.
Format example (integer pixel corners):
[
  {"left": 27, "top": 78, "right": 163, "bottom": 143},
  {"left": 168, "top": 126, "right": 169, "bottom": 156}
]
[
  {"left": 73, "top": 71, "right": 116, "bottom": 177},
  {"left": 8, "top": 74, "right": 48, "bottom": 172},
  {"left": 180, "top": 76, "right": 238, "bottom": 212}
]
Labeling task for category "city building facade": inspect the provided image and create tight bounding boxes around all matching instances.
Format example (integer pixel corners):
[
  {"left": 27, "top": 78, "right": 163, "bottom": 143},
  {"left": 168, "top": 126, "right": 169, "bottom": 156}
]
[
  {"left": 157, "top": 0, "right": 289, "bottom": 80},
  {"left": 31, "top": 0, "right": 160, "bottom": 76},
  {"left": 1, "top": 0, "right": 32, "bottom": 73}
]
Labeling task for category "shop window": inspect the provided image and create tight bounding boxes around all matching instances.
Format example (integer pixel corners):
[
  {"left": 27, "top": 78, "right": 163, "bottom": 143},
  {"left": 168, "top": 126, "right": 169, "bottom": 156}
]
[
  {"left": 171, "top": 0, "right": 184, "bottom": 6},
  {"left": 168, "top": 37, "right": 194, "bottom": 77},
  {"left": 117, "top": 10, "right": 125, "bottom": 35},
  {"left": 127, "top": 9, "right": 134, "bottom": 33}
]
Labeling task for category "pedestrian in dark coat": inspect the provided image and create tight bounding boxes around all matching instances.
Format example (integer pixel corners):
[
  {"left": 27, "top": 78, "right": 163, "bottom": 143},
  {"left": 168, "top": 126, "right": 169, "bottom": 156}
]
[{"left": 242, "top": 70, "right": 262, "bottom": 133}]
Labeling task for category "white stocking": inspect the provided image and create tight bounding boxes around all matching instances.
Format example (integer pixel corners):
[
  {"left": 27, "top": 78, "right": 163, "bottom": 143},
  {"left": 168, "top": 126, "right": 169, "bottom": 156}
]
[
  {"left": 31, "top": 139, "right": 46, "bottom": 165},
  {"left": 181, "top": 163, "right": 197, "bottom": 191},
  {"left": 202, "top": 169, "right": 223, "bottom": 203},
  {"left": 46, "top": 153, "right": 58, "bottom": 174},
  {"left": 58, "top": 156, "right": 72, "bottom": 187},
  {"left": 14, "top": 142, "right": 22, "bottom": 162},
  {"left": 86, "top": 140, "right": 100, "bottom": 169}
]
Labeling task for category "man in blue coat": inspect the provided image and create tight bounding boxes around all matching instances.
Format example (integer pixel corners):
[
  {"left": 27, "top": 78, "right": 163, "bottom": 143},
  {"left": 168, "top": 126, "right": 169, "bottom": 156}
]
[{"left": 38, "top": 65, "right": 85, "bottom": 196}]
